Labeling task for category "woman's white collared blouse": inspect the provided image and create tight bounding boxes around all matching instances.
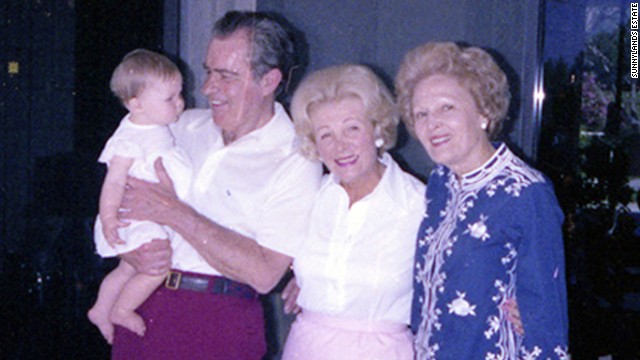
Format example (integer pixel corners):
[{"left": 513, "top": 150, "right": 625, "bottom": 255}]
[{"left": 293, "top": 153, "right": 425, "bottom": 325}]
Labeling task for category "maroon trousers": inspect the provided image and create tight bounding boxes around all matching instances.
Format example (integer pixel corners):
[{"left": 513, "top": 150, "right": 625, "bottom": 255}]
[{"left": 111, "top": 272, "right": 266, "bottom": 360}]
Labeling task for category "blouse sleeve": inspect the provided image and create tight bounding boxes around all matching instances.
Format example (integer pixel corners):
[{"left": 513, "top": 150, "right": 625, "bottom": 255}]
[{"left": 515, "top": 182, "right": 570, "bottom": 358}]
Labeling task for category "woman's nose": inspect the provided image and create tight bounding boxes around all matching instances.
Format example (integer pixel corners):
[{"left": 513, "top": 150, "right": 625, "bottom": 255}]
[
  {"left": 422, "top": 114, "right": 439, "bottom": 130},
  {"left": 335, "top": 137, "right": 351, "bottom": 151}
]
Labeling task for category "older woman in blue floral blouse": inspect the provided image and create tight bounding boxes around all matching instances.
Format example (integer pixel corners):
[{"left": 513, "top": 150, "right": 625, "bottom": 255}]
[{"left": 396, "top": 42, "right": 569, "bottom": 359}]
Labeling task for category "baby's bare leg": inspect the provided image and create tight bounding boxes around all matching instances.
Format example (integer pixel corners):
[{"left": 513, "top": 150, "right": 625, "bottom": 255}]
[
  {"left": 109, "top": 268, "right": 166, "bottom": 337},
  {"left": 88, "top": 261, "right": 137, "bottom": 344}
]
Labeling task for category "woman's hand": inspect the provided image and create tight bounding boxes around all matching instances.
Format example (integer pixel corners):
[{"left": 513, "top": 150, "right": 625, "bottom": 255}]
[
  {"left": 121, "top": 158, "right": 179, "bottom": 225},
  {"left": 281, "top": 276, "right": 301, "bottom": 314},
  {"left": 120, "top": 239, "right": 172, "bottom": 276},
  {"left": 502, "top": 298, "right": 524, "bottom": 335}
]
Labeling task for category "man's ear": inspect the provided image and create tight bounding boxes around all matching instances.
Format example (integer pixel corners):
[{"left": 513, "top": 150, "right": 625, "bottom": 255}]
[{"left": 260, "top": 68, "right": 283, "bottom": 96}]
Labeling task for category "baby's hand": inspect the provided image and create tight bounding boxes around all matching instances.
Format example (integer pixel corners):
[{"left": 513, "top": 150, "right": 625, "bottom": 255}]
[{"left": 101, "top": 216, "right": 127, "bottom": 247}]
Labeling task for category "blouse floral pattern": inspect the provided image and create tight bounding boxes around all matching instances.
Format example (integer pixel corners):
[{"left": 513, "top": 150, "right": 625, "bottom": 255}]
[{"left": 411, "top": 143, "right": 569, "bottom": 359}]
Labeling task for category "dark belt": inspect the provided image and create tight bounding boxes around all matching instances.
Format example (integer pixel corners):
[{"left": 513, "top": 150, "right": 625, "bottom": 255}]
[{"left": 164, "top": 270, "right": 258, "bottom": 300}]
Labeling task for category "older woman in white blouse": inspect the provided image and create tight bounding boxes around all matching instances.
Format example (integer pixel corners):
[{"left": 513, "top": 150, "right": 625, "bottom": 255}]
[{"left": 281, "top": 64, "right": 425, "bottom": 360}]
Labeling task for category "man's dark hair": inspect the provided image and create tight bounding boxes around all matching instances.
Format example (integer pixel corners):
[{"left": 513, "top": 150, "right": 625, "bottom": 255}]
[{"left": 213, "top": 11, "right": 296, "bottom": 95}]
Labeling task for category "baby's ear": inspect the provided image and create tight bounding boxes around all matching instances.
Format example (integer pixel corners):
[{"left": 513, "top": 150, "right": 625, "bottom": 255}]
[{"left": 126, "top": 97, "right": 142, "bottom": 113}]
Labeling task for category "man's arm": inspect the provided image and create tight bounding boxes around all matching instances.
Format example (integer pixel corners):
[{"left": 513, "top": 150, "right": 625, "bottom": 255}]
[
  {"left": 169, "top": 203, "right": 292, "bottom": 293},
  {"left": 121, "top": 159, "right": 292, "bottom": 294}
]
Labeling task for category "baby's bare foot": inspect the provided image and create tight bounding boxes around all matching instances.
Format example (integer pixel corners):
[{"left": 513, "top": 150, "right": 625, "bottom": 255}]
[
  {"left": 87, "top": 306, "right": 114, "bottom": 344},
  {"left": 110, "top": 307, "right": 146, "bottom": 337}
]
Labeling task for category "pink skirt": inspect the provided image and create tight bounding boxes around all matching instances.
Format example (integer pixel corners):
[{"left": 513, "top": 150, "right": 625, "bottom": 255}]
[{"left": 282, "top": 311, "right": 414, "bottom": 360}]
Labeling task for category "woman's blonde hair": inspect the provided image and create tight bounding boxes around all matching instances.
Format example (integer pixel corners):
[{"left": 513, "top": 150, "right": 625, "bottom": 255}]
[
  {"left": 395, "top": 42, "right": 510, "bottom": 138},
  {"left": 290, "top": 64, "right": 398, "bottom": 160}
]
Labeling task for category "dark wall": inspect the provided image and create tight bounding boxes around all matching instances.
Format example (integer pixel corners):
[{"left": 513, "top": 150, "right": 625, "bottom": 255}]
[
  {"left": 0, "top": 1, "right": 176, "bottom": 358},
  {"left": 0, "top": 0, "right": 170, "bottom": 255},
  {"left": 74, "top": 0, "right": 166, "bottom": 157},
  {"left": 1, "top": 0, "right": 76, "bottom": 256}
]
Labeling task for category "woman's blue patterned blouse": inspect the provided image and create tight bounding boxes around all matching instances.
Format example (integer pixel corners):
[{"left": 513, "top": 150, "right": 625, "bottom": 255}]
[{"left": 412, "top": 143, "right": 570, "bottom": 359}]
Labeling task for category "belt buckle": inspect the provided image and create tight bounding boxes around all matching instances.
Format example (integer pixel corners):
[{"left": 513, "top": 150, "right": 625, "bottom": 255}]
[{"left": 165, "top": 271, "right": 182, "bottom": 290}]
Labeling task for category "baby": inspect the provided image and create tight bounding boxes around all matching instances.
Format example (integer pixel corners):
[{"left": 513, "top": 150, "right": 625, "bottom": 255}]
[{"left": 87, "top": 49, "right": 191, "bottom": 344}]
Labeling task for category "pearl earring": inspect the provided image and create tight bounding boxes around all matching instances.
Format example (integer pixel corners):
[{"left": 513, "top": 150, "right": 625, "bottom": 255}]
[
  {"left": 481, "top": 122, "right": 488, "bottom": 130},
  {"left": 374, "top": 138, "right": 384, "bottom": 148}
]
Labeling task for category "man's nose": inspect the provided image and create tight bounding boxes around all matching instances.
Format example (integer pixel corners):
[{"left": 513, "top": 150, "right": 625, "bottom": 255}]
[{"left": 202, "top": 75, "right": 219, "bottom": 95}]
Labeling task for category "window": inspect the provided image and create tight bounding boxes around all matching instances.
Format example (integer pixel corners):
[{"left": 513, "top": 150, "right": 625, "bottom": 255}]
[{"left": 540, "top": 1, "right": 640, "bottom": 357}]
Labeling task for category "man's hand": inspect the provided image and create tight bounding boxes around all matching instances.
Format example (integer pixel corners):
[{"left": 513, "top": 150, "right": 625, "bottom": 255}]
[
  {"left": 121, "top": 158, "right": 179, "bottom": 226},
  {"left": 501, "top": 298, "right": 524, "bottom": 335},
  {"left": 281, "top": 276, "right": 301, "bottom": 314},
  {"left": 120, "top": 239, "right": 172, "bottom": 276}
]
